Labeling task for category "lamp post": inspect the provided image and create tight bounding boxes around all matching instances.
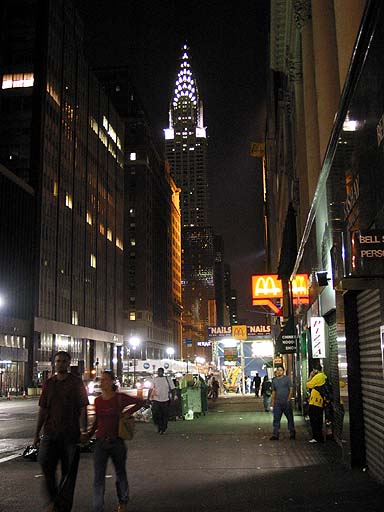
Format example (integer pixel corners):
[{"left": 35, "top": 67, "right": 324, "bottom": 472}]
[
  {"left": 166, "top": 347, "right": 175, "bottom": 359},
  {"left": 129, "top": 336, "right": 140, "bottom": 386}
]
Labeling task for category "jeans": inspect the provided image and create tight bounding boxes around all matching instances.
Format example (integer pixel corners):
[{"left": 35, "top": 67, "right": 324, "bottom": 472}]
[
  {"left": 93, "top": 438, "right": 129, "bottom": 512},
  {"left": 263, "top": 394, "right": 271, "bottom": 411},
  {"left": 272, "top": 401, "right": 295, "bottom": 438},
  {"left": 38, "top": 434, "right": 80, "bottom": 512},
  {"left": 151, "top": 400, "right": 170, "bottom": 431}
]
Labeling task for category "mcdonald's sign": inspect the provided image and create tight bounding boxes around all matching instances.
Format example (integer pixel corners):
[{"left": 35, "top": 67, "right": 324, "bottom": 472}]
[
  {"left": 232, "top": 324, "right": 247, "bottom": 340},
  {"left": 251, "top": 274, "right": 309, "bottom": 304}
]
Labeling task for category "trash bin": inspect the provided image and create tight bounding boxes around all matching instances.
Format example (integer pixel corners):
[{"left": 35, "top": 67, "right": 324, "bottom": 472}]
[{"left": 181, "top": 387, "right": 202, "bottom": 419}]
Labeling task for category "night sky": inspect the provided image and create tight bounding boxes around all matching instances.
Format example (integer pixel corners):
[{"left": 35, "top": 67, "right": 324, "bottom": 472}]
[{"left": 79, "top": 0, "right": 269, "bottom": 323}]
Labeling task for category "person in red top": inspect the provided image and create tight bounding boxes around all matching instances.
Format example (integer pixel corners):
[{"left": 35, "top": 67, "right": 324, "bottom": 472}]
[
  {"left": 87, "top": 370, "right": 144, "bottom": 512},
  {"left": 33, "top": 351, "right": 89, "bottom": 512}
]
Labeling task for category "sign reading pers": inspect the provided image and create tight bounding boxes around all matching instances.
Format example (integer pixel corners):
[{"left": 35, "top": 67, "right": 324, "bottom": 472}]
[{"left": 310, "top": 317, "right": 326, "bottom": 358}]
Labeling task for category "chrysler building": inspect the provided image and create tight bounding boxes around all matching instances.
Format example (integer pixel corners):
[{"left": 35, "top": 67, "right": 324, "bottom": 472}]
[
  {"left": 164, "top": 45, "right": 215, "bottom": 343},
  {"left": 164, "top": 44, "right": 209, "bottom": 227}
]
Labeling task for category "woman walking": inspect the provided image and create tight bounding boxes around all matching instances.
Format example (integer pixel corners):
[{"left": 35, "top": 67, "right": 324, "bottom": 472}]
[{"left": 87, "top": 370, "right": 144, "bottom": 512}]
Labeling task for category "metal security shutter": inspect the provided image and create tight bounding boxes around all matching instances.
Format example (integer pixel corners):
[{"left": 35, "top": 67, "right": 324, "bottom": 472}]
[
  {"left": 325, "top": 311, "right": 343, "bottom": 442},
  {"left": 357, "top": 289, "right": 384, "bottom": 482}
]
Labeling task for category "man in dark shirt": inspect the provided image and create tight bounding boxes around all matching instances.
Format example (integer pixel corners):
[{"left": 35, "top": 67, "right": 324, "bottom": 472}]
[
  {"left": 252, "top": 372, "right": 261, "bottom": 397},
  {"left": 33, "top": 351, "right": 89, "bottom": 512},
  {"left": 270, "top": 365, "right": 295, "bottom": 440}
]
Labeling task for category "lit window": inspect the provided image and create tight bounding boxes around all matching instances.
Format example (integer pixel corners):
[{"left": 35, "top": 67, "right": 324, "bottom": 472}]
[
  {"left": 2, "top": 72, "right": 34, "bottom": 89},
  {"left": 116, "top": 238, "right": 123, "bottom": 250},
  {"left": 99, "top": 223, "right": 105, "bottom": 235},
  {"left": 129, "top": 311, "right": 136, "bottom": 321},
  {"left": 72, "top": 311, "right": 78, "bottom": 325},
  {"left": 53, "top": 181, "right": 58, "bottom": 197},
  {"left": 90, "top": 254, "right": 96, "bottom": 268},
  {"left": 107, "top": 229, "right": 113, "bottom": 241},
  {"left": 65, "top": 193, "right": 73, "bottom": 209},
  {"left": 86, "top": 211, "right": 92, "bottom": 225},
  {"left": 130, "top": 238, "right": 136, "bottom": 247},
  {"left": 130, "top": 152, "right": 136, "bottom": 161}
]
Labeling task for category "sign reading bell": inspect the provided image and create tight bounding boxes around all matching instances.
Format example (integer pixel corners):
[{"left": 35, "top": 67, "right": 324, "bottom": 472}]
[{"left": 351, "top": 230, "right": 384, "bottom": 276}]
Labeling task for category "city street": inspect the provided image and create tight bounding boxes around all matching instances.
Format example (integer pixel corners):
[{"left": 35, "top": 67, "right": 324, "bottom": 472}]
[{"left": 1, "top": 395, "right": 384, "bottom": 511}]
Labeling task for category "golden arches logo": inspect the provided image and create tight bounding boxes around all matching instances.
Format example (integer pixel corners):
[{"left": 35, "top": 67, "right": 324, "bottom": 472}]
[
  {"left": 252, "top": 274, "right": 309, "bottom": 302},
  {"left": 252, "top": 275, "right": 282, "bottom": 300},
  {"left": 232, "top": 325, "right": 247, "bottom": 340},
  {"left": 292, "top": 274, "right": 309, "bottom": 298}
]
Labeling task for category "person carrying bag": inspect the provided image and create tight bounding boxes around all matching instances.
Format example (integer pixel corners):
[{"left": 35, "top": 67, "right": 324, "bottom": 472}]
[
  {"left": 86, "top": 370, "right": 144, "bottom": 512},
  {"left": 149, "top": 367, "right": 175, "bottom": 434}
]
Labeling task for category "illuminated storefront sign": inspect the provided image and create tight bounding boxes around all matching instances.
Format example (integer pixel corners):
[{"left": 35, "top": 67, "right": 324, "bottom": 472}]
[
  {"left": 196, "top": 341, "right": 212, "bottom": 347},
  {"left": 232, "top": 325, "right": 247, "bottom": 340},
  {"left": 208, "top": 325, "right": 272, "bottom": 339},
  {"left": 224, "top": 348, "right": 238, "bottom": 362},
  {"left": 310, "top": 317, "right": 326, "bottom": 358},
  {"left": 251, "top": 274, "right": 309, "bottom": 306},
  {"left": 351, "top": 230, "right": 384, "bottom": 276}
]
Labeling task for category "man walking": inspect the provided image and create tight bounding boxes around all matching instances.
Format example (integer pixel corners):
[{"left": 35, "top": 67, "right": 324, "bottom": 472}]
[
  {"left": 33, "top": 351, "right": 89, "bottom": 511},
  {"left": 252, "top": 372, "right": 261, "bottom": 397},
  {"left": 270, "top": 366, "right": 295, "bottom": 440},
  {"left": 149, "top": 367, "right": 175, "bottom": 434}
]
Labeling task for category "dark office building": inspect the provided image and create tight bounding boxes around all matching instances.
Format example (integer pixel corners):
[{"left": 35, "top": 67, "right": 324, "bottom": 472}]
[
  {"left": 0, "top": 0, "right": 124, "bottom": 388},
  {"left": 94, "top": 68, "right": 182, "bottom": 361},
  {"left": 0, "top": 164, "right": 34, "bottom": 394},
  {"left": 164, "top": 44, "right": 215, "bottom": 342}
]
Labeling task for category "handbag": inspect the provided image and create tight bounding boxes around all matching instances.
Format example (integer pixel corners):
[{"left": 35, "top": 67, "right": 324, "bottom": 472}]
[
  {"left": 118, "top": 395, "right": 135, "bottom": 440},
  {"left": 22, "top": 444, "right": 38, "bottom": 461}
]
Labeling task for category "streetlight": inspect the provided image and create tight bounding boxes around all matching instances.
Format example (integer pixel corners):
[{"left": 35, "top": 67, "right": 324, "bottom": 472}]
[
  {"left": 129, "top": 336, "right": 140, "bottom": 386},
  {"left": 166, "top": 347, "right": 175, "bottom": 359}
]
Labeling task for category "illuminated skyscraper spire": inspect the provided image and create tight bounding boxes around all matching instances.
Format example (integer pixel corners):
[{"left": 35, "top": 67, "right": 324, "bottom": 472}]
[
  {"left": 172, "top": 44, "right": 197, "bottom": 107},
  {"left": 164, "top": 43, "right": 214, "bottom": 344},
  {"left": 164, "top": 44, "right": 208, "bottom": 227}
]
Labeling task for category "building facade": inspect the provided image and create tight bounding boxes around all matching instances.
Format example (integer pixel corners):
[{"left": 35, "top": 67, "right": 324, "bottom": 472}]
[
  {"left": 164, "top": 45, "right": 215, "bottom": 346},
  {"left": 95, "top": 68, "right": 182, "bottom": 365},
  {"left": 0, "top": 0, "right": 124, "bottom": 388},
  {"left": 267, "top": 0, "right": 384, "bottom": 483}
]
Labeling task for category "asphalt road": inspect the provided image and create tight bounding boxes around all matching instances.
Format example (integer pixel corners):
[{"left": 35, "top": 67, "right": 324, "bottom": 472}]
[{"left": 1, "top": 396, "right": 384, "bottom": 512}]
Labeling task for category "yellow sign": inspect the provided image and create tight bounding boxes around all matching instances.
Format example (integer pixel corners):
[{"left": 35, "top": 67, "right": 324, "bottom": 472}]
[
  {"left": 232, "top": 324, "right": 247, "bottom": 340},
  {"left": 250, "top": 142, "right": 265, "bottom": 158},
  {"left": 251, "top": 274, "right": 309, "bottom": 303}
]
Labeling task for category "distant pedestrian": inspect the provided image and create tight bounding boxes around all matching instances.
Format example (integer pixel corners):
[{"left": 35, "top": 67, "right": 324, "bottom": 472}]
[
  {"left": 149, "top": 368, "right": 176, "bottom": 434},
  {"left": 252, "top": 372, "right": 261, "bottom": 397},
  {"left": 211, "top": 376, "right": 220, "bottom": 400},
  {"left": 270, "top": 366, "right": 295, "bottom": 440},
  {"left": 261, "top": 375, "right": 272, "bottom": 411},
  {"left": 246, "top": 375, "right": 252, "bottom": 394},
  {"left": 33, "top": 351, "right": 89, "bottom": 512},
  {"left": 87, "top": 370, "right": 144, "bottom": 512},
  {"left": 306, "top": 364, "right": 327, "bottom": 443}
]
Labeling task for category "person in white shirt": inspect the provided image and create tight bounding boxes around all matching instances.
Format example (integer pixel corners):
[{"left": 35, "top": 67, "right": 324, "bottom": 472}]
[{"left": 149, "top": 368, "right": 175, "bottom": 434}]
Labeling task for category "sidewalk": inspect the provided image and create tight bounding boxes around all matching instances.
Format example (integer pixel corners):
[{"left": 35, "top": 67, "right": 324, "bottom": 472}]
[{"left": 1, "top": 394, "right": 383, "bottom": 511}]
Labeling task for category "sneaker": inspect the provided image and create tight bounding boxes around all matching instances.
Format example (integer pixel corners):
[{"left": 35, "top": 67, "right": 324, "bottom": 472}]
[
  {"left": 309, "top": 438, "right": 318, "bottom": 444},
  {"left": 270, "top": 435, "right": 279, "bottom": 440}
]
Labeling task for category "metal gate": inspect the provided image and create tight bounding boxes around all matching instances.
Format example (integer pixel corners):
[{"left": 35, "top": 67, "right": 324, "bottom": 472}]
[{"left": 357, "top": 288, "right": 384, "bottom": 482}]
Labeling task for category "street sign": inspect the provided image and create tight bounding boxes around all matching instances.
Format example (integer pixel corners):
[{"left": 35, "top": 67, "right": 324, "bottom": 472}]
[{"left": 184, "top": 338, "right": 193, "bottom": 345}]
